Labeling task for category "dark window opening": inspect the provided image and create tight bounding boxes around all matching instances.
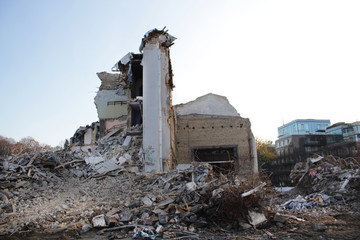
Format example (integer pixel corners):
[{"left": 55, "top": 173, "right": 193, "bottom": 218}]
[
  {"left": 191, "top": 146, "right": 238, "bottom": 170},
  {"left": 129, "top": 101, "right": 142, "bottom": 127},
  {"left": 130, "top": 60, "right": 143, "bottom": 99},
  {"left": 107, "top": 101, "right": 127, "bottom": 106}
]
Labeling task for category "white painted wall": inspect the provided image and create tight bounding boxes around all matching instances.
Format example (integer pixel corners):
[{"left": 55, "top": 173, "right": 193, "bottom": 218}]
[{"left": 142, "top": 41, "right": 171, "bottom": 172}]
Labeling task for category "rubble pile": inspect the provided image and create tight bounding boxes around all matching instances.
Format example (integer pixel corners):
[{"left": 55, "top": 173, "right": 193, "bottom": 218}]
[
  {"left": 266, "top": 155, "right": 360, "bottom": 239},
  {"left": 289, "top": 155, "right": 360, "bottom": 203},
  {"left": 3, "top": 130, "right": 359, "bottom": 239},
  {"left": 0, "top": 132, "right": 272, "bottom": 238},
  {"left": 0, "top": 151, "right": 85, "bottom": 187},
  {"left": 281, "top": 193, "right": 332, "bottom": 210}
]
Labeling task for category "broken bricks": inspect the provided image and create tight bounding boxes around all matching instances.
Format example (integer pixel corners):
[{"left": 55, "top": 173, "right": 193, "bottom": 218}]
[{"left": 0, "top": 130, "right": 273, "bottom": 238}]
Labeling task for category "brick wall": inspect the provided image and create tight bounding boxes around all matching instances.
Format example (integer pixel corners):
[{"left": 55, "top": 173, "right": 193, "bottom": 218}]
[{"left": 175, "top": 115, "right": 254, "bottom": 173}]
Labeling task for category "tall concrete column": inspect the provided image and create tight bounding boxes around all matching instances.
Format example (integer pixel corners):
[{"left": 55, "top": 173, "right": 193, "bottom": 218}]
[{"left": 140, "top": 29, "right": 176, "bottom": 172}]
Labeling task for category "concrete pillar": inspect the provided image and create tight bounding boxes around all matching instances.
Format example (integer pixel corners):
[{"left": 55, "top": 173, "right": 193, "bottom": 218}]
[
  {"left": 250, "top": 132, "right": 259, "bottom": 174},
  {"left": 141, "top": 29, "right": 175, "bottom": 172}
]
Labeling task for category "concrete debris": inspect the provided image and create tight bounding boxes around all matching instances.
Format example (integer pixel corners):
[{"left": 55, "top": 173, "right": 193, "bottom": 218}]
[
  {"left": 1, "top": 143, "right": 360, "bottom": 239},
  {"left": 247, "top": 210, "right": 267, "bottom": 226},
  {"left": 141, "top": 196, "right": 153, "bottom": 207},
  {"left": 93, "top": 157, "right": 122, "bottom": 175},
  {"left": 122, "top": 136, "right": 132, "bottom": 150},
  {"left": 92, "top": 214, "right": 107, "bottom": 228},
  {"left": 0, "top": 129, "right": 272, "bottom": 238},
  {"left": 281, "top": 193, "right": 332, "bottom": 210},
  {"left": 132, "top": 227, "right": 156, "bottom": 240},
  {"left": 85, "top": 155, "right": 104, "bottom": 165},
  {"left": 70, "top": 122, "right": 99, "bottom": 147},
  {"left": 96, "top": 72, "right": 124, "bottom": 91},
  {"left": 290, "top": 155, "right": 360, "bottom": 203}
]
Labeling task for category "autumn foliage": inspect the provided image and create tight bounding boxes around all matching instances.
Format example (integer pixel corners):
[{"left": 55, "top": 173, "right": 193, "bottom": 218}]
[
  {"left": 256, "top": 137, "right": 277, "bottom": 170},
  {"left": 0, "top": 136, "right": 54, "bottom": 157}
]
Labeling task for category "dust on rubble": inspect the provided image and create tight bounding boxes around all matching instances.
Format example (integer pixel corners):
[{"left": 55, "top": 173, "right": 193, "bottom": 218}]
[{"left": 1, "top": 130, "right": 360, "bottom": 239}]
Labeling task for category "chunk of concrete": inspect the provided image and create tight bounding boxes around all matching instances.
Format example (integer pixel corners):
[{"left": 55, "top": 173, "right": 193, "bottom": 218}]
[
  {"left": 186, "top": 182, "right": 197, "bottom": 192},
  {"left": 142, "top": 196, "right": 153, "bottom": 207},
  {"left": 118, "top": 156, "right": 127, "bottom": 165},
  {"left": 92, "top": 214, "right": 107, "bottom": 227},
  {"left": 119, "top": 213, "right": 133, "bottom": 222},
  {"left": 85, "top": 156, "right": 104, "bottom": 165},
  {"left": 157, "top": 198, "right": 174, "bottom": 207},
  {"left": 124, "top": 153, "right": 132, "bottom": 160},
  {"left": 94, "top": 158, "right": 122, "bottom": 174},
  {"left": 176, "top": 164, "right": 192, "bottom": 171},
  {"left": 122, "top": 136, "right": 132, "bottom": 150},
  {"left": 106, "top": 208, "right": 120, "bottom": 217},
  {"left": 247, "top": 210, "right": 267, "bottom": 226}
]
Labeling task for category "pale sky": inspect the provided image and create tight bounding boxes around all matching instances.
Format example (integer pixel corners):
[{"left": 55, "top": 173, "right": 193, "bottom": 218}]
[{"left": 0, "top": 0, "right": 359, "bottom": 146}]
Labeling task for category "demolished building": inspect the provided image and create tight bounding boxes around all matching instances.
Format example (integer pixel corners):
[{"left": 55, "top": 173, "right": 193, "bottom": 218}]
[
  {"left": 174, "top": 93, "right": 258, "bottom": 174},
  {"left": 94, "top": 72, "right": 128, "bottom": 137},
  {"left": 70, "top": 122, "right": 99, "bottom": 152},
  {"left": 93, "top": 28, "right": 258, "bottom": 174}
]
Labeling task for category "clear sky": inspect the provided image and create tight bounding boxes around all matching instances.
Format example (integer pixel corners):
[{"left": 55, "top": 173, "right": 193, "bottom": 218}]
[{"left": 0, "top": 0, "right": 359, "bottom": 146}]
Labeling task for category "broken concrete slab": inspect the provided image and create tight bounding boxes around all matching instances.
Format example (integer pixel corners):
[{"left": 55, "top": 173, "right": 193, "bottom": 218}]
[
  {"left": 100, "top": 127, "right": 122, "bottom": 142},
  {"left": 122, "top": 136, "right": 132, "bottom": 150},
  {"left": 176, "top": 164, "right": 192, "bottom": 171},
  {"left": 247, "top": 210, "right": 267, "bottom": 226},
  {"left": 106, "top": 208, "right": 120, "bottom": 217},
  {"left": 94, "top": 161, "right": 122, "bottom": 175},
  {"left": 85, "top": 156, "right": 105, "bottom": 165},
  {"left": 157, "top": 198, "right": 174, "bottom": 207},
  {"left": 92, "top": 214, "right": 107, "bottom": 228},
  {"left": 117, "top": 156, "right": 127, "bottom": 165},
  {"left": 186, "top": 182, "right": 197, "bottom": 192},
  {"left": 119, "top": 213, "right": 132, "bottom": 222},
  {"left": 142, "top": 196, "right": 153, "bottom": 207},
  {"left": 310, "top": 156, "right": 324, "bottom": 164}
]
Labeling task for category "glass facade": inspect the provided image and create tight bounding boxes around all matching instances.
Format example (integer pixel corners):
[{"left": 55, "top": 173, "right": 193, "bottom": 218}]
[{"left": 278, "top": 119, "right": 330, "bottom": 137}]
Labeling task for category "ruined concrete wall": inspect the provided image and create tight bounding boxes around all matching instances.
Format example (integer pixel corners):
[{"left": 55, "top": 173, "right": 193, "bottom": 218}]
[
  {"left": 97, "top": 72, "right": 124, "bottom": 90},
  {"left": 104, "top": 117, "right": 127, "bottom": 134},
  {"left": 95, "top": 72, "right": 128, "bottom": 138},
  {"left": 94, "top": 90, "right": 127, "bottom": 119},
  {"left": 176, "top": 93, "right": 239, "bottom": 117},
  {"left": 141, "top": 30, "right": 175, "bottom": 172},
  {"left": 175, "top": 115, "right": 254, "bottom": 174}
]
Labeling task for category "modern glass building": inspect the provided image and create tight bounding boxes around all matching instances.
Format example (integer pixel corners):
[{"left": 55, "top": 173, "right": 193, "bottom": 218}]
[
  {"left": 273, "top": 119, "right": 331, "bottom": 186},
  {"left": 278, "top": 119, "right": 331, "bottom": 138}
]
